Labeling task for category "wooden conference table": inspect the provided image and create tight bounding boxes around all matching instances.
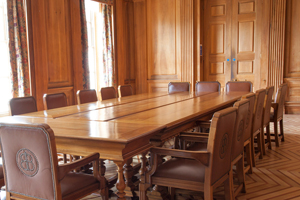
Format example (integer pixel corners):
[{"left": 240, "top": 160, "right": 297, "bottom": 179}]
[{"left": 0, "top": 91, "right": 248, "bottom": 200}]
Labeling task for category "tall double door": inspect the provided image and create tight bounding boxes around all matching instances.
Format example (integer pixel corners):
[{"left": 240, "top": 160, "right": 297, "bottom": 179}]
[{"left": 203, "top": 0, "right": 262, "bottom": 91}]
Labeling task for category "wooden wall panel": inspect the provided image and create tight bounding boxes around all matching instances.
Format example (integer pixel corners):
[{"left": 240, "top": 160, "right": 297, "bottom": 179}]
[
  {"left": 46, "top": 0, "right": 73, "bottom": 88},
  {"left": 285, "top": 0, "right": 300, "bottom": 113},
  {"left": 269, "top": 0, "right": 286, "bottom": 96},
  {"left": 147, "top": 0, "right": 177, "bottom": 79},
  {"left": 27, "top": 0, "right": 82, "bottom": 110},
  {"left": 146, "top": 0, "right": 194, "bottom": 92}
]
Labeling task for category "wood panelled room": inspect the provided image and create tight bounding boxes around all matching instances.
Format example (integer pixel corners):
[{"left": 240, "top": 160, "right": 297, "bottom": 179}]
[{"left": 0, "top": 0, "right": 299, "bottom": 199}]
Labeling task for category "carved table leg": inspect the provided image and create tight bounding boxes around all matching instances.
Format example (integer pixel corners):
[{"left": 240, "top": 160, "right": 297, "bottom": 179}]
[
  {"left": 99, "top": 159, "right": 109, "bottom": 200},
  {"left": 123, "top": 158, "right": 134, "bottom": 197},
  {"left": 139, "top": 152, "right": 149, "bottom": 200},
  {"left": 115, "top": 161, "right": 126, "bottom": 200}
]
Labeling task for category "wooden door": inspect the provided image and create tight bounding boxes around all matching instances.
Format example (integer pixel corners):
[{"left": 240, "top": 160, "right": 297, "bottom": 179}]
[
  {"left": 231, "top": 0, "right": 261, "bottom": 91},
  {"left": 203, "top": 0, "right": 232, "bottom": 89},
  {"left": 204, "top": 0, "right": 262, "bottom": 91}
]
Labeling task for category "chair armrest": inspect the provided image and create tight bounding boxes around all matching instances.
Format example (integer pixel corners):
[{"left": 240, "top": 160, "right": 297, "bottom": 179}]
[
  {"left": 179, "top": 134, "right": 209, "bottom": 143},
  {"left": 150, "top": 147, "right": 210, "bottom": 167},
  {"left": 271, "top": 102, "right": 278, "bottom": 111},
  {"left": 181, "top": 131, "right": 209, "bottom": 136},
  {"left": 58, "top": 153, "right": 99, "bottom": 181}
]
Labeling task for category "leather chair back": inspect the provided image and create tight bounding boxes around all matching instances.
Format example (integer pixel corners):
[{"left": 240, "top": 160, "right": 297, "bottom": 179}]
[
  {"left": 274, "top": 83, "right": 288, "bottom": 119},
  {"left": 9, "top": 96, "right": 37, "bottom": 116},
  {"left": 43, "top": 93, "right": 68, "bottom": 110},
  {"left": 242, "top": 93, "right": 256, "bottom": 141},
  {"left": 252, "top": 89, "right": 266, "bottom": 132},
  {"left": 226, "top": 81, "right": 253, "bottom": 92},
  {"left": 195, "top": 81, "right": 220, "bottom": 93},
  {"left": 168, "top": 82, "right": 190, "bottom": 94},
  {"left": 100, "top": 87, "right": 117, "bottom": 100},
  {"left": 118, "top": 85, "right": 133, "bottom": 97},
  {"left": 263, "top": 86, "right": 274, "bottom": 125},
  {"left": 232, "top": 99, "right": 250, "bottom": 160},
  {"left": 208, "top": 107, "right": 237, "bottom": 184},
  {"left": 0, "top": 123, "right": 59, "bottom": 199},
  {"left": 77, "top": 89, "right": 98, "bottom": 105}
]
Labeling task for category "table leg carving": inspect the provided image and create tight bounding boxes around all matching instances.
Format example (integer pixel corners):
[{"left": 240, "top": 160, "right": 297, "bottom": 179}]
[
  {"left": 115, "top": 161, "right": 126, "bottom": 200},
  {"left": 123, "top": 158, "right": 134, "bottom": 197}
]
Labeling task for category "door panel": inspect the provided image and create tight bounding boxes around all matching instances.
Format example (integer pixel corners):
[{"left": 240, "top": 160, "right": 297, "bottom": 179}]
[
  {"left": 204, "top": 0, "right": 261, "bottom": 91},
  {"left": 232, "top": 0, "right": 261, "bottom": 90},
  {"left": 204, "top": 0, "right": 231, "bottom": 89}
]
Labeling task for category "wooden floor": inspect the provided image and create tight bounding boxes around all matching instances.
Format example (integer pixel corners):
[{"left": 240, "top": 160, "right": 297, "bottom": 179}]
[{"left": 2, "top": 114, "right": 299, "bottom": 200}]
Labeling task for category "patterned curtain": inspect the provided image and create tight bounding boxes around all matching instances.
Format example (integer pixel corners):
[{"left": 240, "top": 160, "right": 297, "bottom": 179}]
[
  {"left": 7, "top": 0, "right": 30, "bottom": 97},
  {"left": 80, "top": 0, "right": 90, "bottom": 89},
  {"left": 101, "top": 4, "right": 115, "bottom": 87}
]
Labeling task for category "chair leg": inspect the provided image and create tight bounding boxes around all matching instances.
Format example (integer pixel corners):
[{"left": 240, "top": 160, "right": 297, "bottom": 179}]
[
  {"left": 237, "top": 155, "right": 246, "bottom": 194},
  {"left": 266, "top": 124, "right": 272, "bottom": 150},
  {"left": 139, "top": 183, "right": 148, "bottom": 200},
  {"left": 280, "top": 119, "right": 284, "bottom": 142},
  {"left": 224, "top": 176, "right": 233, "bottom": 200},
  {"left": 257, "top": 131, "right": 263, "bottom": 159},
  {"left": 261, "top": 126, "right": 266, "bottom": 155},
  {"left": 204, "top": 185, "right": 214, "bottom": 200},
  {"left": 245, "top": 142, "right": 253, "bottom": 174},
  {"left": 169, "top": 187, "right": 175, "bottom": 200},
  {"left": 251, "top": 136, "right": 256, "bottom": 167},
  {"left": 274, "top": 121, "right": 280, "bottom": 147}
]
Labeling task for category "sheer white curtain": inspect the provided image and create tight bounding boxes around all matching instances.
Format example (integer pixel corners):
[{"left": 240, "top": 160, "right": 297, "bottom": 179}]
[
  {"left": 85, "top": 0, "right": 115, "bottom": 92},
  {"left": 0, "top": 0, "right": 12, "bottom": 115}
]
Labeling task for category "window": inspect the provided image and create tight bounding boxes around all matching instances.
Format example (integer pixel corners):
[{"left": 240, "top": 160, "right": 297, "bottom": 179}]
[
  {"left": 85, "top": 0, "right": 114, "bottom": 91},
  {"left": 0, "top": 0, "right": 12, "bottom": 115}
]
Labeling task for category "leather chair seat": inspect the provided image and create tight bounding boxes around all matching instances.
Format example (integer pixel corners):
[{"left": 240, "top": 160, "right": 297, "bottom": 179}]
[
  {"left": 187, "top": 142, "right": 207, "bottom": 151},
  {"left": 61, "top": 172, "right": 99, "bottom": 197},
  {"left": 153, "top": 158, "right": 206, "bottom": 182}
]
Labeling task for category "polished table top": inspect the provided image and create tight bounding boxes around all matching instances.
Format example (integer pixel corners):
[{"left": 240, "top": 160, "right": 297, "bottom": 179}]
[{"left": 0, "top": 91, "right": 247, "bottom": 160}]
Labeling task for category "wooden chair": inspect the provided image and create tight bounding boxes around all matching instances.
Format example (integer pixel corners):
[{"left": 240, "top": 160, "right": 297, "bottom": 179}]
[
  {"left": 100, "top": 86, "right": 117, "bottom": 100},
  {"left": 270, "top": 83, "right": 288, "bottom": 146},
  {"left": 168, "top": 82, "right": 190, "bottom": 94},
  {"left": 139, "top": 107, "right": 237, "bottom": 200},
  {"left": 195, "top": 81, "right": 221, "bottom": 128},
  {"left": 226, "top": 81, "right": 253, "bottom": 92},
  {"left": 195, "top": 81, "right": 221, "bottom": 93},
  {"left": 76, "top": 89, "right": 98, "bottom": 105},
  {"left": 241, "top": 93, "right": 256, "bottom": 174},
  {"left": 251, "top": 89, "right": 266, "bottom": 167},
  {"left": 43, "top": 93, "right": 68, "bottom": 110},
  {"left": 118, "top": 85, "right": 133, "bottom": 97},
  {"left": 9, "top": 96, "right": 37, "bottom": 116},
  {"left": 0, "top": 123, "right": 107, "bottom": 200},
  {"left": 261, "top": 86, "right": 274, "bottom": 155}
]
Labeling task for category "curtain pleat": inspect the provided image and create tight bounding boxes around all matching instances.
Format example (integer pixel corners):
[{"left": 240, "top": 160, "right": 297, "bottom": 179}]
[
  {"left": 80, "top": 0, "right": 90, "bottom": 89},
  {"left": 101, "top": 4, "right": 115, "bottom": 87},
  {"left": 7, "top": 0, "right": 30, "bottom": 97}
]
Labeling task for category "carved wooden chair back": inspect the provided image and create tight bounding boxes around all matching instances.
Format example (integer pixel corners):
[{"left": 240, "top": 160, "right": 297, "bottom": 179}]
[
  {"left": 43, "top": 93, "right": 68, "bottom": 110},
  {"left": 9, "top": 96, "right": 37, "bottom": 116},
  {"left": 168, "top": 82, "right": 190, "bottom": 94},
  {"left": 195, "top": 81, "right": 221, "bottom": 93},
  {"left": 100, "top": 86, "right": 117, "bottom": 100},
  {"left": 0, "top": 123, "right": 105, "bottom": 200},
  {"left": 76, "top": 89, "right": 98, "bottom": 105},
  {"left": 226, "top": 81, "right": 253, "bottom": 92},
  {"left": 274, "top": 83, "right": 288, "bottom": 120},
  {"left": 118, "top": 85, "right": 133, "bottom": 97}
]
